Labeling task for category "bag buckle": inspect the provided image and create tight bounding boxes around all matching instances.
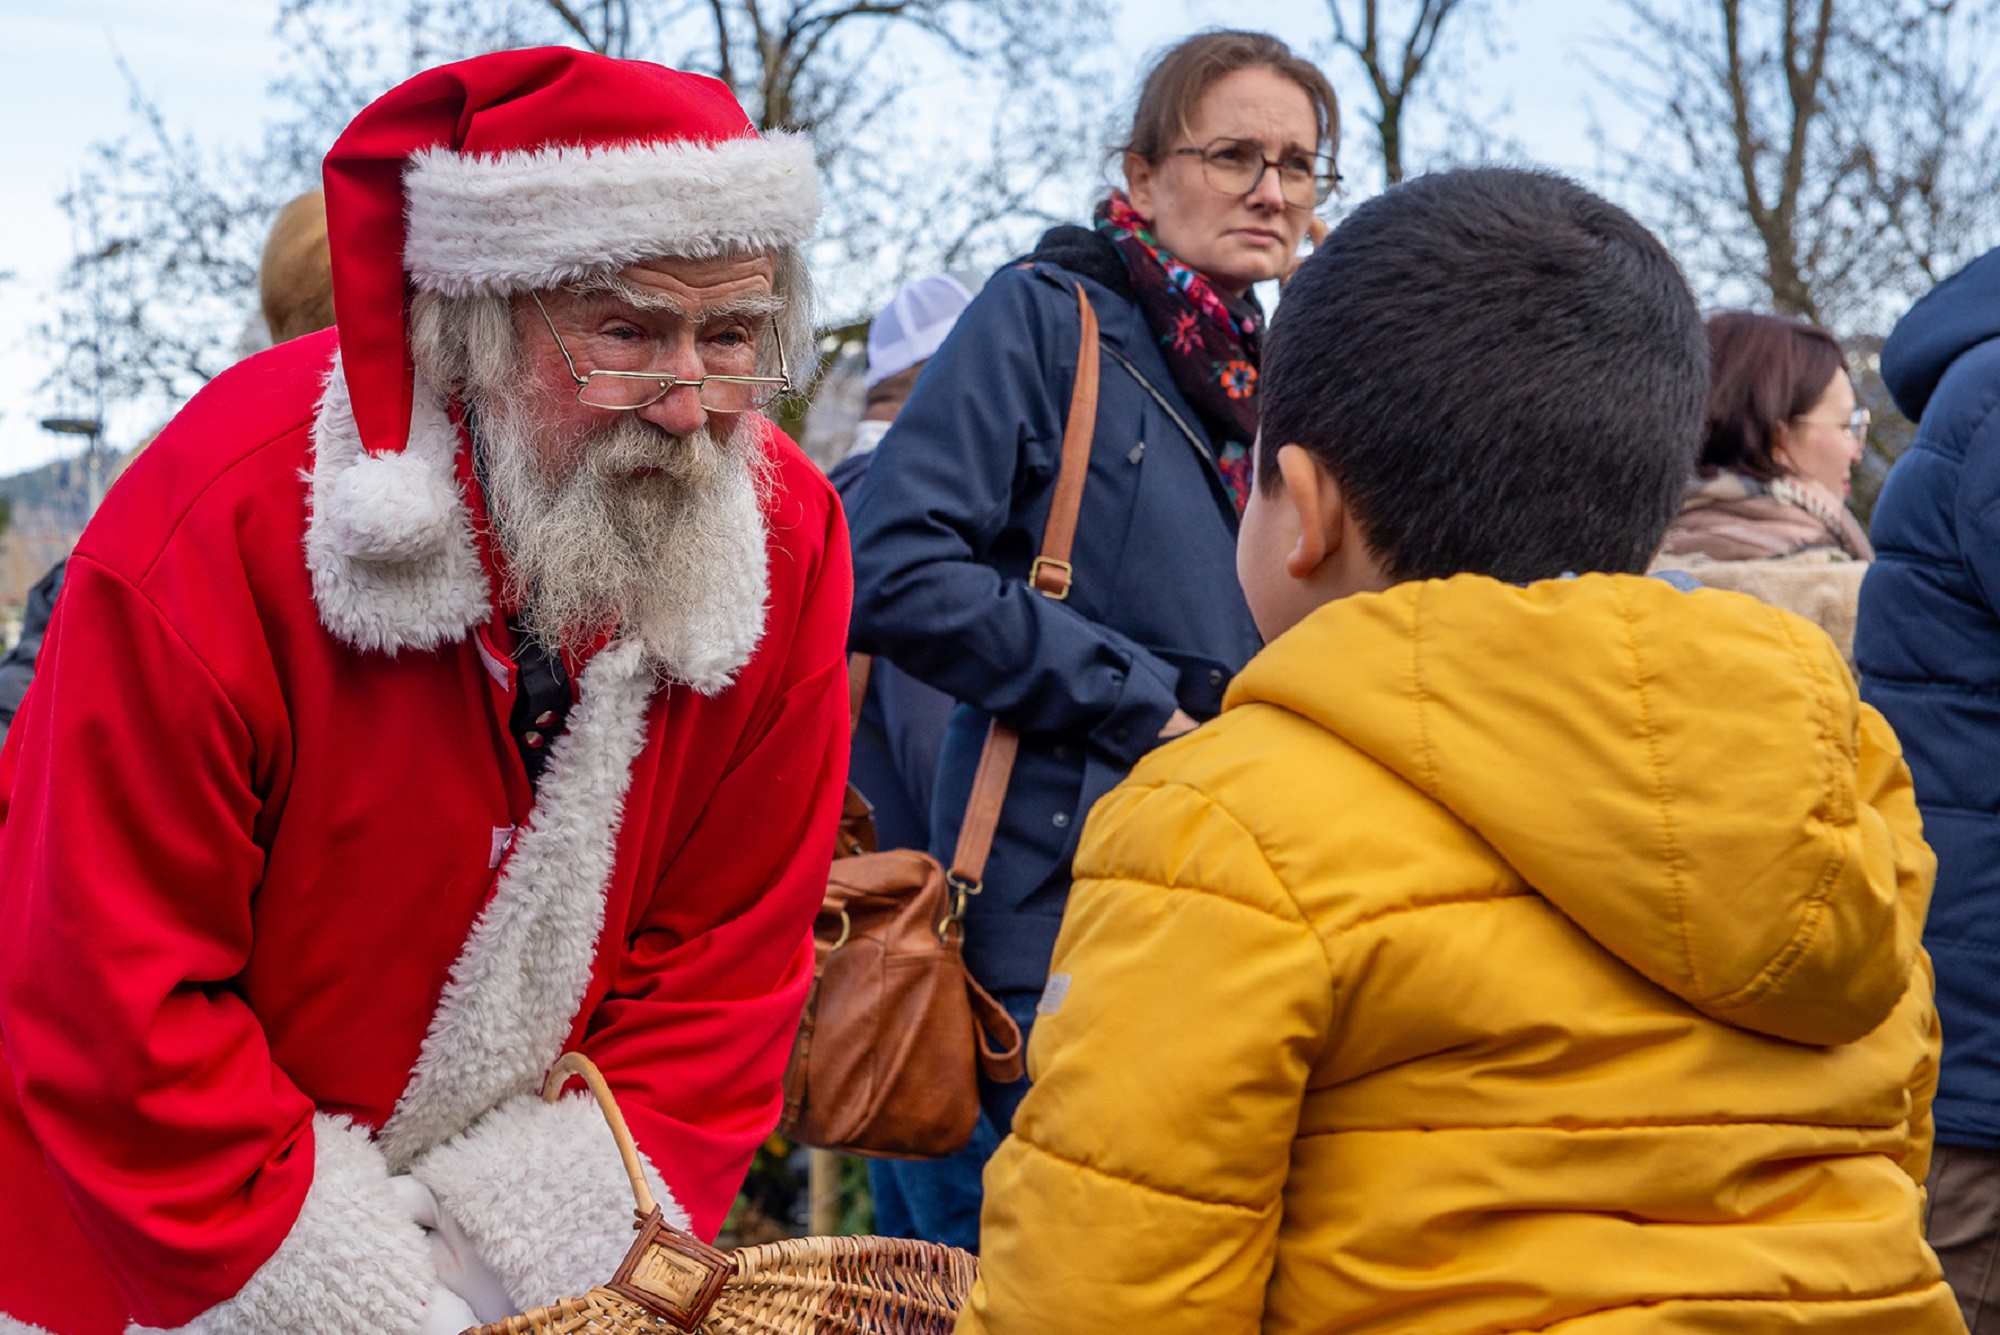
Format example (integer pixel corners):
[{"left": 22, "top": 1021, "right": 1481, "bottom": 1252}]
[
  {"left": 1029, "top": 557, "right": 1073, "bottom": 599},
  {"left": 944, "top": 871, "right": 982, "bottom": 930}
]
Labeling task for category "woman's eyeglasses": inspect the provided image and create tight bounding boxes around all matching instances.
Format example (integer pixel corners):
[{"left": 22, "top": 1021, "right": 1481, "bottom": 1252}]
[
  {"left": 1790, "top": 406, "right": 1872, "bottom": 442},
  {"left": 1172, "top": 137, "right": 1340, "bottom": 210}
]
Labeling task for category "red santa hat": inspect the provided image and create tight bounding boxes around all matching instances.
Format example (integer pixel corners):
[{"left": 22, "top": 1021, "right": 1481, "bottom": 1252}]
[{"left": 315, "top": 47, "right": 816, "bottom": 571}]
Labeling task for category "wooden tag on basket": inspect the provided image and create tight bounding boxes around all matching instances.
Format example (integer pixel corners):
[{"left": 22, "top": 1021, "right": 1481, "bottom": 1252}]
[{"left": 607, "top": 1207, "right": 734, "bottom": 1332}]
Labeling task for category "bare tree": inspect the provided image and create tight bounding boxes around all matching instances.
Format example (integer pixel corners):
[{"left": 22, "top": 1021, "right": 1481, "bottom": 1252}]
[
  {"left": 39, "top": 59, "right": 293, "bottom": 440},
  {"left": 42, "top": 0, "right": 1113, "bottom": 441},
  {"left": 1325, "top": 0, "right": 1483, "bottom": 185},
  {"left": 1607, "top": 0, "right": 2000, "bottom": 332},
  {"left": 1603, "top": 0, "right": 2000, "bottom": 516}
]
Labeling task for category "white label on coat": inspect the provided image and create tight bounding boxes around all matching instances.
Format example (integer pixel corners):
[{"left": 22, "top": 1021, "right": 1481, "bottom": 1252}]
[
  {"left": 1037, "top": 972, "right": 1072, "bottom": 1016},
  {"left": 475, "top": 633, "right": 512, "bottom": 688},
  {"left": 489, "top": 825, "right": 517, "bottom": 869}
]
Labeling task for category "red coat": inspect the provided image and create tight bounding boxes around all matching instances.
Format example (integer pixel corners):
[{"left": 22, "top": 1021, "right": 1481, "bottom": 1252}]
[{"left": 0, "top": 329, "right": 851, "bottom": 1334}]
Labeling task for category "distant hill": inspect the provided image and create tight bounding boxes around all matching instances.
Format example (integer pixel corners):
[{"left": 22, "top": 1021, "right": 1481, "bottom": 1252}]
[{"left": 0, "top": 451, "right": 124, "bottom": 529}]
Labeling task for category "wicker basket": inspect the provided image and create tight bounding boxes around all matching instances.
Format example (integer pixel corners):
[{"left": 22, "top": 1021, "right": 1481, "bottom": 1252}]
[{"left": 467, "top": 1053, "right": 978, "bottom": 1335}]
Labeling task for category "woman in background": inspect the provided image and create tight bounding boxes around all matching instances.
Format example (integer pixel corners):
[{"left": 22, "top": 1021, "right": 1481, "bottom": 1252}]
[
  {"left": 1654, "top": 311, "right": 1872, "bottom": 657},
  {"left": 846, "top": 30, "right": 1338, "bottom": 1135}
]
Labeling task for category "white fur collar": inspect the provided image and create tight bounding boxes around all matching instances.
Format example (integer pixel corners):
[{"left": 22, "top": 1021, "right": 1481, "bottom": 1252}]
[{"left": 375, "top": 637, "right": 654, "bottom": 1168}]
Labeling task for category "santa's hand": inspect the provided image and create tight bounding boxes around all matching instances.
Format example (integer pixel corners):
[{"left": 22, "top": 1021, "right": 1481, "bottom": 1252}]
[
  {"left": 392, "top": 1175, "right": 519, "bottom": 1323},
  {"left": 415, "top": 1281, "right": 480, "bottom": 1335}
]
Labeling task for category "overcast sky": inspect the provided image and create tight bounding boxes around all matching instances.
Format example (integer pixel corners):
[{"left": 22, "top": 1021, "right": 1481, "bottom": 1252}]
[{"left": 0, "top": 0, "right": 1632, "bottom": 476}]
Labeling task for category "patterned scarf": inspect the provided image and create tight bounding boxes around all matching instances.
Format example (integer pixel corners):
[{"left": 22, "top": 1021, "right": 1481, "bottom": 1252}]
[{"left": 1095, "top": 192, "right": 1264, "bottom": 513}]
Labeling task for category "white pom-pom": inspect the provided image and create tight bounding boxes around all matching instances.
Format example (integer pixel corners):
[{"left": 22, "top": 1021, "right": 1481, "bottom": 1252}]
[{"left": 324, "top": 451, "right": 457, "bottom": 562}]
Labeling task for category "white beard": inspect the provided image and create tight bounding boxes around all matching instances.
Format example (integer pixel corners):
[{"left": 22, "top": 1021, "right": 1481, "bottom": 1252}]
[{"left": 474, "top": 392, "right": 771, "bottom": 695}]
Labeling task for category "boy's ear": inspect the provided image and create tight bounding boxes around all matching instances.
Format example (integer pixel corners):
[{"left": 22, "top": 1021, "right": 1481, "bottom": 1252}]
[{"left": 1277, "top": 443, "right": 1346, "bottom": 580}]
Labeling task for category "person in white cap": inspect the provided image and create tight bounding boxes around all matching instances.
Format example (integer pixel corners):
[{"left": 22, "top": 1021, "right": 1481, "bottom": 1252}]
[
  {"left": 0, "top": 47, "right": 849, "bottom": 1335},
  {"left": 833, "top": 272, "right": 978, "bottom": 477}
]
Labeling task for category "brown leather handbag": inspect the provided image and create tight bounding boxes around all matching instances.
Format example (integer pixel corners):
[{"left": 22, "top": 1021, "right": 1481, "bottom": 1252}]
[{"left": 780, "top": 284, "right": 1103, "bottom": 1158}]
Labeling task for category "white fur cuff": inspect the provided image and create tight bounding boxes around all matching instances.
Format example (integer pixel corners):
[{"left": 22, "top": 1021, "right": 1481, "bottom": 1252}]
[
  {"left": 408, "top": 1092, "right": 686, "bottom": 1311},
  {"left": 128, "top": 1116, "right": 433, "bottom": 1335},
  {"left": 0, "top": 1315, "right": 57, "bottom": 1334}
]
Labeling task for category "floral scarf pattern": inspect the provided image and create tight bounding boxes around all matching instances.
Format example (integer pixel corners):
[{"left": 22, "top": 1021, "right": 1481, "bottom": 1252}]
[{"left": 1095, "top": 192, "right": 1264, "bottom": 513}]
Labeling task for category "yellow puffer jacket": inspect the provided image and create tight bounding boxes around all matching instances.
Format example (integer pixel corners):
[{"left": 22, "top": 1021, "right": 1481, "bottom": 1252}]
[{"left": 960, "top": 574, "right": 1958, "bottom": 1334}]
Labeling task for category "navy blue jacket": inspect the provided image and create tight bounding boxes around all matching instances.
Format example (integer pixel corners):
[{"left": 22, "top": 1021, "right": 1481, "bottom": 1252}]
[
  {"left": 1857, "top": 244, "right": 2000, "bottom": 1147},
  {"left": 846, "top": 228, "right": 1262, "bottom": 996},
  {"left": 833, "top": 448, "right": 956, "bottom": 855}
]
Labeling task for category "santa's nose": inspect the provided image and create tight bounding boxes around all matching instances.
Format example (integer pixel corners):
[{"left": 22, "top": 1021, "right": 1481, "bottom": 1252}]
[{"left": 638, "top": 383, "right": 709, "bottom": 437}]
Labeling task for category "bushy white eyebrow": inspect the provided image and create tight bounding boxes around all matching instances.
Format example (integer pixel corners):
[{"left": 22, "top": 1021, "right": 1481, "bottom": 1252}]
[{"left": 571, "top": 274, "right": 783, "bottom": 323}]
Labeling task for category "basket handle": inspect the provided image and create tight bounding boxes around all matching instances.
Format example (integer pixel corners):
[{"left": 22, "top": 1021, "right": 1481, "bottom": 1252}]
[{"left": 541, "top": 1052, "right": 657, "bottom": 1218}]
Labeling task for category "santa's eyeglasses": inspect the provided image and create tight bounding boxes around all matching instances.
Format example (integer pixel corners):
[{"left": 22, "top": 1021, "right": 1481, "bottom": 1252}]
[{"left": 531, "top": 292, "right": 792, "bottom": 412}]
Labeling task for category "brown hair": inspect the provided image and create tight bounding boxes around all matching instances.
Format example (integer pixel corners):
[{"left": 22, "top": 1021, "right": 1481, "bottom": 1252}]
[
  {"left": 260, "top": 189, "right": 336, "bottom": 345},
  {"left": 1121, "top": 30, "right": 1339, "bottom": 167},
  {"left": 1701, "top": 310, "right": 1847, "bottom": 482}
]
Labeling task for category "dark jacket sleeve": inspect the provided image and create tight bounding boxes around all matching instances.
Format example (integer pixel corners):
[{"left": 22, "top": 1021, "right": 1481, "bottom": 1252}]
[
  {"left": 0, "top": 559, "right": 65, "bottom": 735},
  {"left": 846, "top": 269, "right": 1181, "bottom": 768}
]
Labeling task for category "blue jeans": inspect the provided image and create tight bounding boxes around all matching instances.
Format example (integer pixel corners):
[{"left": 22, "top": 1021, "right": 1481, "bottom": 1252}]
[{"left": 867, "top": 1114, "right": 1001, "bottom": 1251}]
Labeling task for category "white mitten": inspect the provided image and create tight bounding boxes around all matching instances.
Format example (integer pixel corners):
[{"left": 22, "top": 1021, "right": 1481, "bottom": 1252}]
[
  {"left": 392, "top": 1174, "right": 520, "bottom": 1323},
  {"left": 415, "top": 1281, "right": 481, "bottom": 1335}
]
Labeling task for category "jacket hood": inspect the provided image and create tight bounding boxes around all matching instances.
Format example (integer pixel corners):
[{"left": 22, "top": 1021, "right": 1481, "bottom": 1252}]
[
  {"left": 1229, "top": 573, "right": 1925, "bottom": 1046},
  {"left": 1018, "top": 224, "right": 1135, "bottom": 302},
  {"left": 1881, "top": 244, "right": 2000, "bottom": 421}
]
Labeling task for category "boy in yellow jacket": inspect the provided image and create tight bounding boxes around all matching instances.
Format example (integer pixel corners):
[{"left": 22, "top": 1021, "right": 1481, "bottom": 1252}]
[{"left": 960, "top": 168, "right": 1961, "bottom": 1333}]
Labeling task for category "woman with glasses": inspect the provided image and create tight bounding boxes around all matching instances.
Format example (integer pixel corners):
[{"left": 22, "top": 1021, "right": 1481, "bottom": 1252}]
[
  {"left": 846, "top": 30, "right": 1338, "bottom": 1147},
  {"left": 1654, "top": 310, "right": 1875, "bottom": 658}
]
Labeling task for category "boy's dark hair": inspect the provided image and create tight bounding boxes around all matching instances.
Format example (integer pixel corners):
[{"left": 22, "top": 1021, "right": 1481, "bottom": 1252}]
[{"left": 1260, "top": 167, "right": 1707, "bottom": 582}]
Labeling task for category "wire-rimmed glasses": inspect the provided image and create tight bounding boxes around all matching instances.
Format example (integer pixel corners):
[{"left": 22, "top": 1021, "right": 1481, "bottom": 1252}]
[
  {"left": 531, "top": 292, "right": 791, "bottom": 412},
  {"left": 1171, "top": 137, "right": 1340, "bottom": 210},
  {"left": 1790, "top": 406, "right": 1872, "bottom": 442}
]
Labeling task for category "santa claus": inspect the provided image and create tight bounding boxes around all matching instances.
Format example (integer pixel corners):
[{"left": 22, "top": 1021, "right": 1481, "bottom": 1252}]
[{"left": 0, "top": 48, "right": 848, "bottom": 1335}]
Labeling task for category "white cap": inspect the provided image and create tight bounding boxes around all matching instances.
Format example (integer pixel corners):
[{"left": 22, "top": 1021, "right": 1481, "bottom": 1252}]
[{"left": 865, "top": 273, "right": 975, "bottom": 389}]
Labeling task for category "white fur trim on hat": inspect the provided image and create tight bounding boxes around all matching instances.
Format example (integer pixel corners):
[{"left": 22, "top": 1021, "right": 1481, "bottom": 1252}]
[
  {"left": 404, "top": 134, "right": 820, "bottom": 297},
  {"left": 304, "top": 353, "right": 490, "bottom": 653},
  {"left": 409, "top": 1092, "right": 685, "bottom": 1310},
  {"left": 127, "top": 1116, "right": 434, "bottom": 1335}
]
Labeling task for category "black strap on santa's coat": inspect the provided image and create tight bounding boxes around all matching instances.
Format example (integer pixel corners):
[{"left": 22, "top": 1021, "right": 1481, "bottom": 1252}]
[{"left": 507, "top": 619, "right": 575, "bottom": 789}]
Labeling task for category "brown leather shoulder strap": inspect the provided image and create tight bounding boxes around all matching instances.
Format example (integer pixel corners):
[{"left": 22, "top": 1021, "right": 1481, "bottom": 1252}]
[
  {"left": 951, "top": 284, "right": 1100, "bottom": 893},
  {"left": 947, "top": 720, "right": 1019, "bottom": 889},
  {"left": 1029, "top": 285, "right": 1100, "bottom": 601},
  {"left": 847, "top": 653, "right": 873, "bottom": 733}
]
